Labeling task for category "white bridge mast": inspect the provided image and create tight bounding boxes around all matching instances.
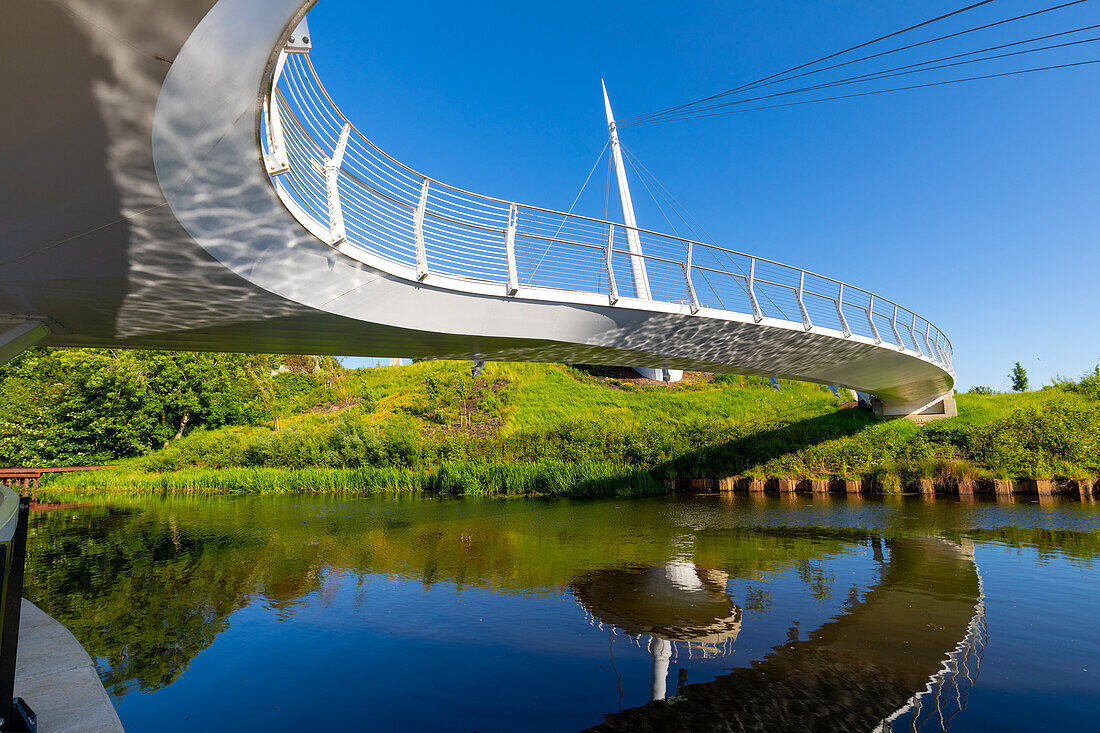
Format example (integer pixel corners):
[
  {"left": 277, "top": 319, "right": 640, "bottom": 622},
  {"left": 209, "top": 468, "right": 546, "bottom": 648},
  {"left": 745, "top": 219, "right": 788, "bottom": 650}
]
[
  {"left": 602, "top": 81, "right": 652, "bottom": 301},
  {"left": 603, "top": 82, "right": 682, "bottom": 382}
]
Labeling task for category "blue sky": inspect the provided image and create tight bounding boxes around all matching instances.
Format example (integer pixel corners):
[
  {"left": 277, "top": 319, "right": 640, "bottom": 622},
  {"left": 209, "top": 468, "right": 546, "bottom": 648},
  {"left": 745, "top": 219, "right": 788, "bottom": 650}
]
[{"left": 313, "top": 0, "right": 1100, "bottom": 390}]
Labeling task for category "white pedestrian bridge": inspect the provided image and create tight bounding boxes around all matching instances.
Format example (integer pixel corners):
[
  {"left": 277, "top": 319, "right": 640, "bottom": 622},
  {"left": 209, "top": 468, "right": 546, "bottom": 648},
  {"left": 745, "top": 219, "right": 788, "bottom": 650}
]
[{"left": 2, "top": 0, "right": 955, "bottom": 416}]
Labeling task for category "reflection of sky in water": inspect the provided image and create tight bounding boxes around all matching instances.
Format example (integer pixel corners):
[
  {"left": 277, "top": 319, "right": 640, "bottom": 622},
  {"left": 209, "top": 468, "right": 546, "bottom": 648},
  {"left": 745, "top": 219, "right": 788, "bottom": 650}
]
[
  {"left": 940, "top": 544, "right": 1099, "bottom": 732},
  {"left": 113, "top": 548, "right": 885, "bottom": 733},
  {"left": 27, "top": 494, "right": 1100, "bottom": 732}
]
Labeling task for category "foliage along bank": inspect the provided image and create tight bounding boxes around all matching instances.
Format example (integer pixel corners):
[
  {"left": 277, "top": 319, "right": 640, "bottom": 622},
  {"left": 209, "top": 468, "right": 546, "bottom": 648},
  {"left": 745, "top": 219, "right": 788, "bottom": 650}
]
[{"left": 6, "top": 352, "right": 1100, "bottom": 497}]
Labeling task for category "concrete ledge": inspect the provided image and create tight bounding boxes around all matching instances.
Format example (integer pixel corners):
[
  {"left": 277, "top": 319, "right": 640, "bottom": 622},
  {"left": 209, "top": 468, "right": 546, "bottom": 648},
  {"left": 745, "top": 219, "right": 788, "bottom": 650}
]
[
  {"left": 872, "top": 393, "right": 958, "bottom": 423},
  {"left": 14, "top": 600, "right": 123, "bottom": 733}
]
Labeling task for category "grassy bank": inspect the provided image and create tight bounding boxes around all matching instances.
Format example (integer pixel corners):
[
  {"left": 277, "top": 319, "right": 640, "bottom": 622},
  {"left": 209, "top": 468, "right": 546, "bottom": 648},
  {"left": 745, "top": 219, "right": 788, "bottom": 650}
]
[
  {"left": 35, "top": 361, "right": 1100, "bottom": 497},
  {"left": 37, "top": 460, "right": 663, "bottom": 500}
]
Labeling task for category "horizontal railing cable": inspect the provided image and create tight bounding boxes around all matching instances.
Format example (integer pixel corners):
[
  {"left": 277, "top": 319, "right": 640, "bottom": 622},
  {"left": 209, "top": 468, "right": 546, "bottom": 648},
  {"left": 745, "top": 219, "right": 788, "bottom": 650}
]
[{"left": 261, "top": 40, "right": 954, "bottom": 372}]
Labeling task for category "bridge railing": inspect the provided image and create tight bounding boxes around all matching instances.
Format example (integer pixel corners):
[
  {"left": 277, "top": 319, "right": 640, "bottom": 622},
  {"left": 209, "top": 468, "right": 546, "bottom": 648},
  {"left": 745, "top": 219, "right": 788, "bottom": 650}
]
[{"left": 264, "top": 48, "right": 953, "bottom": 372}]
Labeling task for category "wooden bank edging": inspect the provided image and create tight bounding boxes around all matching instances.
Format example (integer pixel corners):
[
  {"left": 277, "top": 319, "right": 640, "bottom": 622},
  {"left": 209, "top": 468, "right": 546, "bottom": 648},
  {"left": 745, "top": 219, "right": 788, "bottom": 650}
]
[
  {"left": 0, "top": 466, "right": 118, "bottom": 492},
  {"left": 664, "top": 476, "right": 1099, "bottom": 499}
]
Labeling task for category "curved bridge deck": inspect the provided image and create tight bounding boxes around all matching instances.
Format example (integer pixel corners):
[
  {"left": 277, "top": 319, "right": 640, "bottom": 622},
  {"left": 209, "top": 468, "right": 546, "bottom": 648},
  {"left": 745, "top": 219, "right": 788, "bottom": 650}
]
[{"left": 3, "top": 0, "right": 955, "bottom": 413}]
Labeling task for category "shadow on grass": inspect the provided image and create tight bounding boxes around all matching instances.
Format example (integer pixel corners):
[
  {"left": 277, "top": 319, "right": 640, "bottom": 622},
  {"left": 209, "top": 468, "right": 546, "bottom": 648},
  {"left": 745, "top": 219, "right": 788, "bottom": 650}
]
[{"left": 651, "top": 407, "right": 877, "bottom": 478}]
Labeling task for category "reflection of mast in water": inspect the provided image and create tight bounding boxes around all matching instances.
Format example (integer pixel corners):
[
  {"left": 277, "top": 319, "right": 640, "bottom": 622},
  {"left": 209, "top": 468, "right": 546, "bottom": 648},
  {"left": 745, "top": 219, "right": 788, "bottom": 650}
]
[
  {"left": 571, "top": 559, "right": 742, "bottom": 701},
  {"left": 876, "top": 543, "right": 988, "bottom": 733},
  {"left": 581, "top": 537, "right": 986, "bottom": 733}
]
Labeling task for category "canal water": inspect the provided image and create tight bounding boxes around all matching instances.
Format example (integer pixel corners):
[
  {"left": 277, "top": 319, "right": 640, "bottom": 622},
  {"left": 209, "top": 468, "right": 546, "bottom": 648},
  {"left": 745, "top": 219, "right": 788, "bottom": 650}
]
[{"left": 25, "top": 494, "right": 1100, "bottom": 732}]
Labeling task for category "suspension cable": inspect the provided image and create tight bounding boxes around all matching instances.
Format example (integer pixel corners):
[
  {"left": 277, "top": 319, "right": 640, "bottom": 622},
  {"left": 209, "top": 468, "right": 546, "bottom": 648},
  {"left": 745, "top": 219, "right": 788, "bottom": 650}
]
[
  {"left": 625, "top": 29, "right": 1100, "bottom": 125},
  {"left": 528, "top": 141, "right": 610, "bottom": 280},
  {"left": 620, "top": 0, "right": 1006, "bottom": 124},
  {"left": 622, "top": 56, "right": 1100, "bottom": 127}
]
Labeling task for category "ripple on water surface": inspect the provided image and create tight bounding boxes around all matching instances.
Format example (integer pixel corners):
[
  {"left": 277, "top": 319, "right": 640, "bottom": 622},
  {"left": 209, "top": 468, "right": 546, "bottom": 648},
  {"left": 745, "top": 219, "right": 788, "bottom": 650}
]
[{"left": 24, "top": 493, "right": 1100, "bottom": 732}]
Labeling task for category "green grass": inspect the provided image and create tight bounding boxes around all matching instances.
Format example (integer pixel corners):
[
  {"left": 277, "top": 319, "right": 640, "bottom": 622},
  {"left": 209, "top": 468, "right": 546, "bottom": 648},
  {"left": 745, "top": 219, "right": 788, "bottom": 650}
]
[
  {"left": 36, "top": 361, "right": 1100, "bottom": 496},
  {"left": 38, "top": 460, "right": 661, "bottom": 499}
]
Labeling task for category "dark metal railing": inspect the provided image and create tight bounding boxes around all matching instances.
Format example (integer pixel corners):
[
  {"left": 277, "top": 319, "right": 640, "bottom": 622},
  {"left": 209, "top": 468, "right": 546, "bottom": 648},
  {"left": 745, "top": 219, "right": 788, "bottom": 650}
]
[{"left": 0, "top": 489, "right": 35, "bottom": 732}]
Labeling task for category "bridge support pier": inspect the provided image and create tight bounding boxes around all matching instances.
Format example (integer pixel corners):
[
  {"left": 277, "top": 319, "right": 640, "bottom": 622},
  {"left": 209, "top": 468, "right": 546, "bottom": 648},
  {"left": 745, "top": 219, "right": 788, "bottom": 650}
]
[{"left": 872, "top": 392, "right": 957, "bottom": 423}]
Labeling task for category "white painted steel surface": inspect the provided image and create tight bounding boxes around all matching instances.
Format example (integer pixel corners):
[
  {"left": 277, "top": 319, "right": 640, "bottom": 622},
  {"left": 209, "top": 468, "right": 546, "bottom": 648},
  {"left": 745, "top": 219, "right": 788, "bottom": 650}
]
[
  {"left": 2, "top": 0, "right": 955, "bottom": 406},
  {"left": 262, "top": 46, "right": 954, "bottom": 378}
]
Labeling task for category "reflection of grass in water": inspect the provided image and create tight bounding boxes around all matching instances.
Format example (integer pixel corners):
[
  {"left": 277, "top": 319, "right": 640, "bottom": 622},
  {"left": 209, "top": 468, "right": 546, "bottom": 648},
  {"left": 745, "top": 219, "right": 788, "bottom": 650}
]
[
  {"left": 24, "top": 495, "right": 863, "bottom": 696},
  {"left": 24, "top": 493, "right": 1099, "bottom": 700}
]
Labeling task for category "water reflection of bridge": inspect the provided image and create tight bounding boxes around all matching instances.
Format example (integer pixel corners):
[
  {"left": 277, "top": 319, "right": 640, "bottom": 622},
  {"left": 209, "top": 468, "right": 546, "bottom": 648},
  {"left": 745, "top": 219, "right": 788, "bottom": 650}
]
[
  {"left": 575, "top": 538, "right": 985, "bottom": 733},
  {"left": 573, "top": 561, "right": 743, "bottom": 702}
]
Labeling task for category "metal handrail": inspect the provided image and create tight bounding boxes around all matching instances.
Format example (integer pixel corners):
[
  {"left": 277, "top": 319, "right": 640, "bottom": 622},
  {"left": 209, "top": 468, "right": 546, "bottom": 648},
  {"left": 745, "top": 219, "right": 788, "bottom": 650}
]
[{"left": 263, "top": 45, "right": 954, "bottom": 372}]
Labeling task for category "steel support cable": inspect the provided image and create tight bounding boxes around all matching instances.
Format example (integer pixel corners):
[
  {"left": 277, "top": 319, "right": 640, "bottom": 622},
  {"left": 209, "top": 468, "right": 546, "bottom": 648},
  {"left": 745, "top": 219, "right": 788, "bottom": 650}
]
[
  {"left": 620, "top": 144, "right": 792, "bottom": 320},
  {"left": 289, "top": 53, "right": 926, "bottom": 348},
  {"left": 625, "top": 33, "right": 1100, "bottom": 123},
  {"left": 270, "top": 56, "right": 954, "bottom": 361},
  {"left": 528, "top": 141, "right": 610, "bottom": 280},
  {"left": 618, "top": 154, "right": 696, "bottom": 301},
  {"left": 300, "top": 52, "right": 727, "bottom": 234},
  {"left": 620, "top": 0, "right": 1004, "bottom": 125},
  {"left": 518, "top": 252, "right": 598, "bottom": 283},
  {"left": 622, "top": 0, "right": 1093, "bottom": 124},
  {"left": 622, "top": 56, "right": 1100, "bottom": 126},
  {"left": 693, "top": 3, "right": 1098, "bottom": 101}
]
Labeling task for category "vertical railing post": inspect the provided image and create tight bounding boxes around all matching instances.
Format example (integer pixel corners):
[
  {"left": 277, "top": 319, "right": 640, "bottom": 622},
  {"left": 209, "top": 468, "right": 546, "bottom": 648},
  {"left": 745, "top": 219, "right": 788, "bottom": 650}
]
[
  {"left": 504, "top": 204, "right": 519, "bottom": 295},
  {"left": 323, "top": 123, "right": 351, "bottom": 246},
  {"left": 909, "top": 312, "right": 924, "bottom": 357},
  {"left": 683, "top": 240, "right": 699, "bottom": 314},
  {"left": 413, "top": 178, "right": 430, "bottom": 281},
  {"left": 836, "top": 283, "right": 851, "bottom": 337},
  {"left": 260, "top": 49, "right": 288, "bottom": 174},
  {"left": 797, "top": 271, "right": 812, "bottom": 331},
  {"left": 265, "top": 51, "right": 290, "bottom": 175},
  {"left": 747, "top": 258, "right": 763, "bottom": 322},
  {"left": 933, "top": 332, "right": 947, "bottom": 366},
  {"left": 923, "top": 322, "right": 935, "bottom": 360},
  {"left": 890, "top": 303, "right": 905, "bottom": 350},
  {"left": 605, "top": 224, "right": 619, "bottom": 305},
  {"left": 867, "top": 294, "right": 882, "bottom": 344}
]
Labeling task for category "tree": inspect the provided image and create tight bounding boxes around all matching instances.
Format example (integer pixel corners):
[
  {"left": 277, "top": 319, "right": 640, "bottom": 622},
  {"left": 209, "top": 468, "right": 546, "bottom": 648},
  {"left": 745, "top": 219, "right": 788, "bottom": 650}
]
[
  {"left": 1010, "top": 362, "right": 1029, "bottom": 392},
  {"left": 0, "top": 348, "right": 278, "bottom": 465}
]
